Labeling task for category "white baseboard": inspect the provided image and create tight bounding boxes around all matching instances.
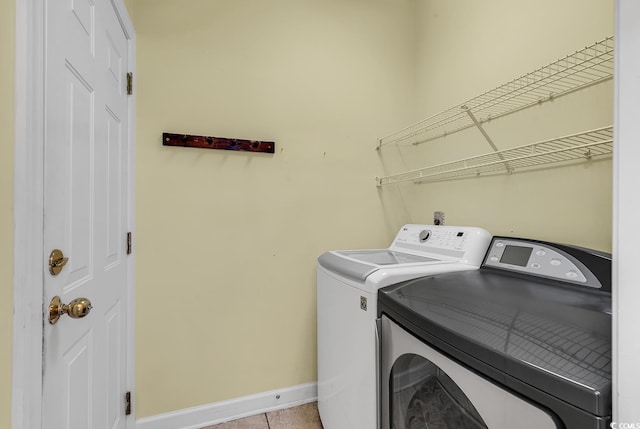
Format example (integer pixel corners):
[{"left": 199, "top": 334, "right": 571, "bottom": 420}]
[{"left": 135, "top": 382, "right": 317, "bottom": 429}]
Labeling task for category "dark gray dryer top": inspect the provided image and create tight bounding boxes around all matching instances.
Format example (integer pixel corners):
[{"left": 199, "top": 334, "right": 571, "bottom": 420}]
[{"left": 378, "top": 260, "right": 612, "bottom": 418}]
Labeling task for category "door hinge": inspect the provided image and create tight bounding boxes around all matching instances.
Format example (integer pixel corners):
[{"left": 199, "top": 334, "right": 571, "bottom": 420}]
[
  {"left": 126, "top": 72, "right": 133, "bottom": 95},
  {"left": 126, "top": 232, "right": 132, "bottom": 255},
  {"left": 125, "top": 391, "right": 132, "bottom": 415}
]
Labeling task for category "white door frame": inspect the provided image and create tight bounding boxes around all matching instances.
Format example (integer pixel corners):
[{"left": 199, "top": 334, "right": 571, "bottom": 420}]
[
  {"left": 12, "top": 1, "right": 136, "bottom": 428},
  {"left": 613, "top": 0, "right": 640, "bottom": 423}
]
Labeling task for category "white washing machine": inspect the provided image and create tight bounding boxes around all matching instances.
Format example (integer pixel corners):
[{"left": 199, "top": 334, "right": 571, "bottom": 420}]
[
  {"left": 378, "top": 236, "right": 612, "bottom": 429},
  {"left": 317, "top": 224, "right": 491, "bottom": 429}
]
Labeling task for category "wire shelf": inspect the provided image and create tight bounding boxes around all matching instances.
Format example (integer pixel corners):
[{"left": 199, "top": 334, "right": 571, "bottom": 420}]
[
  {"left": 376, "top": 126, "right": 613, "bottom": 186},
  {"left": 377, "top": 37, "right": 614, "bottom": 148}
]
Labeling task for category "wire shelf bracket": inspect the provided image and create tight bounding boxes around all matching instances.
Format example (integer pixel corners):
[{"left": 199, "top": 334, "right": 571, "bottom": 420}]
[
  {"left": 462, "top": 105, "right": 512, "bottom": 173},
  {"left": 375, "top": 126, "right": 613, "bottom": 186}
]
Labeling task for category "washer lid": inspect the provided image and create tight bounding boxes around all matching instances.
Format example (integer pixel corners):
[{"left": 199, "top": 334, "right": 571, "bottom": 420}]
[
  {"left": 336, "top": 249, "right": 439, "bottom": 265},
  {"left": 378, "top": 269, "right": 612, "bottom": 417},
  {"left": 318, "top": 250, "right": 439, "bottom": 282}
]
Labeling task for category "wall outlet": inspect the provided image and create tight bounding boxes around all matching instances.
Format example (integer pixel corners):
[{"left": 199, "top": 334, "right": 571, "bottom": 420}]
[{"left": 434, "top": 211, "right": 445, "bottom": 226}]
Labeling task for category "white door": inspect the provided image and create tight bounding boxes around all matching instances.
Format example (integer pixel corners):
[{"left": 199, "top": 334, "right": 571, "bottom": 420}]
[{"left": 41, "top": 0, "right": 131, "bottom": 427}]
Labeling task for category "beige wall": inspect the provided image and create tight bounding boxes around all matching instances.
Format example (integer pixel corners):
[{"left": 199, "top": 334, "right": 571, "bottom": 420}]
[
  {"left": 377, "top": 0, "right": 614, "bottom": 251},
  {"left": 0, "top": 0, "right": 14, "bottom": 426},
  {"left": 132, "top": 0, "right": 416, "bottom": 417},
  {"left": 124, "top": 0, "right": 134, "bottom": 22}
]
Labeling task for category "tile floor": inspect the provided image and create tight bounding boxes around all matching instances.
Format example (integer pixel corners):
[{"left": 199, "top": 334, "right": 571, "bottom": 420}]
[{"left": 201, "top": 402, "right": 323, "bottom": 429}]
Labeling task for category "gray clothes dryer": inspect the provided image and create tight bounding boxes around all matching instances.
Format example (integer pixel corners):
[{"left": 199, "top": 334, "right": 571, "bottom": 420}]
[{"left": 378, "top": 236, "right": 612, "bottom": 429}]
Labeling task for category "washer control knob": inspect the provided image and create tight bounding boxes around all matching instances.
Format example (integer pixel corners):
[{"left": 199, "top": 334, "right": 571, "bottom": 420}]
[{"left": 419, "top": 230, "right": 431, "bottom": 242}]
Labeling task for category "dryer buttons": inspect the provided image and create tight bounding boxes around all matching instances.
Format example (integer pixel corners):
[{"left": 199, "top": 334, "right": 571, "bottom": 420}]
[
  {"left": 485, "top": 239, "right": 589, "bottom": 284},
  {"left": 566, "top": 271, "right": 579, "bottom": 279}
]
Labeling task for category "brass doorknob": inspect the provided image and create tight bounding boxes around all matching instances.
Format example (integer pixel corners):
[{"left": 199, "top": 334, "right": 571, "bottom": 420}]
[{"left": 49, "top": 296, "right": 93, "bottom": 325}]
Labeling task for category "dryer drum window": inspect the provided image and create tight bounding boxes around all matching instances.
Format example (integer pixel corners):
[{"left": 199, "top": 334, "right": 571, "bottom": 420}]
[{"left": 391, "top": 354, "right": 487, "bottom": 429}]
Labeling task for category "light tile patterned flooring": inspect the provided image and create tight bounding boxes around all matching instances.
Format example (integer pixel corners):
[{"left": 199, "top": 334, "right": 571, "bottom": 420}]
[{"left": 202, "top": 402, "right": 324, "bottom": 429}]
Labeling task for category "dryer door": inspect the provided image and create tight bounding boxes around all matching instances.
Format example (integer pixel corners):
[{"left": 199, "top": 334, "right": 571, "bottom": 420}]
[{"left": 380, "top": 316, "right": 559, "bottom": 429}]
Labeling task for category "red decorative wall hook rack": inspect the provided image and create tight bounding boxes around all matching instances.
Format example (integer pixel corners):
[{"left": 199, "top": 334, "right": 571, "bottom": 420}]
[{"left": 163, "top": 133, "right": 275, "bottom": 154}]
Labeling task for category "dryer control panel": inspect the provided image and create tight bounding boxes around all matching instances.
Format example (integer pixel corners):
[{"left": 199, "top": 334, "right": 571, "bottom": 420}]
[{"left": 483, "top": 237, "right": 603, "bottom": 288}]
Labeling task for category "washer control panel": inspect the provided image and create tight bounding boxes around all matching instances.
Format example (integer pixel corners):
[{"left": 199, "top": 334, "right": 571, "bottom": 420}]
[
  {"left": 390, "top": 224, "right": 492, "bottom": 266},
  {"left": 394, "top": 225, "right": 469, "bottom": 250},
  {"left": 484, "top": 238, "right": 599, "bottom": 286}
]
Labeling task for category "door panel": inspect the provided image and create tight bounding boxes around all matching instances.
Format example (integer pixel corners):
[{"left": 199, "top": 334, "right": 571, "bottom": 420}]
[
  {"left": 42, "top": 0, "right": 129, "bottom": 427},
  {"left": 65, "top": 331, "right": 93, "bottom": 429},
  {"left": 105, "top": 108, "right": 122, "bottom": 267},
  {"left": 106, "top": 302, "right": 123, "bottom": 429},
  {"left": 67, "top": 64, "right": 94, "bottom": 287}
]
